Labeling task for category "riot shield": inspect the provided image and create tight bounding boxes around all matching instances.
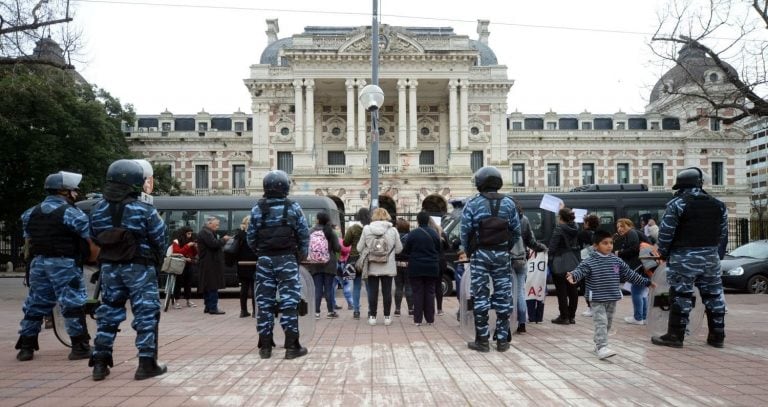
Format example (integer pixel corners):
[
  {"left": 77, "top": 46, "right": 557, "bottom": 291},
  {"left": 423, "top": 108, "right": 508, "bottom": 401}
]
[
  {"left": 646, "top": 263, "right": 705, "bottom": 338},
  {"left": 459, "top": 266, "right": 516, "bottom": 341},
  {"left": 53, "top": 264, "right": 100, "bottom": 347},
  {"left": 259, "top": 265, "right": 316, "bottom": 346}
]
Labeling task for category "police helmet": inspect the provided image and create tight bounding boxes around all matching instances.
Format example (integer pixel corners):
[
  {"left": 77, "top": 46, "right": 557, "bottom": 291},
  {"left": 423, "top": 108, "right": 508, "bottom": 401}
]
[
  {"left": 473, "top": 166, "right": 503, "bottom": 192},
  {"left": 263, "top": 170, "right": 291, "bottom": 197},
  {"left": 133, "top": 159, "right": 153, "bottom": 178},
  {"left": 106, "top": 159, "right": 145, "bottom": 189},
  {"left": 672, "top": 167, "right": 703, "bottom": 190},
  {"left": 44, "top": 171, "right": 82, "bottom": 192}
]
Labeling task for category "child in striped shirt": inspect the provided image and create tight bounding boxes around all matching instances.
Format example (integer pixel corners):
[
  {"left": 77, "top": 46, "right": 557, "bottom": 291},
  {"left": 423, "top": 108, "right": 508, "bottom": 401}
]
[{"left": 567, "top": 229, "right": 656, "bottom": 359}]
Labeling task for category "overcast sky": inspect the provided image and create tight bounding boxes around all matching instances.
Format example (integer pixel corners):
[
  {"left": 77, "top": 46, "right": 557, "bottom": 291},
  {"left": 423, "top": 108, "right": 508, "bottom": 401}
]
[{"left": 73, "top": 0, "right": 668, "bottom": 116}]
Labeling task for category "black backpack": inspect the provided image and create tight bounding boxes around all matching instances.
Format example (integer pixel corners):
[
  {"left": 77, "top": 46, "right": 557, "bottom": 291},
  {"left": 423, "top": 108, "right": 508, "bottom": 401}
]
[
  {"left": 96, "top": 199, "right": 140, "bottom": 263},
  {"left": 477, "top": 193, "right": 512, "bottom": 249}
]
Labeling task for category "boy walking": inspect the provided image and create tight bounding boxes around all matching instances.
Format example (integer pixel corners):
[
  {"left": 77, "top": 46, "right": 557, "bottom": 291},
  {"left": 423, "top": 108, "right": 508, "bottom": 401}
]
[{"left": 566, "top": 230, "right": 655, "bottom": 359}]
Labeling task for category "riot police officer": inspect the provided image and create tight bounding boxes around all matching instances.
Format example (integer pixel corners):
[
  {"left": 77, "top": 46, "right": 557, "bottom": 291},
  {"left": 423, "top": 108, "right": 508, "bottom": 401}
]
[
  {"left": 89, "top": 160, "right": 167, "bottom": 380},
  {"left": 460, "top": 166, "right": 521, "bottom": 352},
  {"left": 16, "top": 171, "right": 96, "bottom": 361},
  {"left": 246, "top": 170, "right": 310, "bottom": 359},
  {"left": 652, "top": 167, "right": 728, "bottom": 348}
]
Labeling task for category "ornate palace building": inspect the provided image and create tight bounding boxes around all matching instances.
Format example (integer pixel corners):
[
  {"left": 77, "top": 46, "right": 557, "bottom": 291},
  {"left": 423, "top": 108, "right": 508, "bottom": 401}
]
[{"left": 126, "top": 20, "right": 752, "bottom": 217}]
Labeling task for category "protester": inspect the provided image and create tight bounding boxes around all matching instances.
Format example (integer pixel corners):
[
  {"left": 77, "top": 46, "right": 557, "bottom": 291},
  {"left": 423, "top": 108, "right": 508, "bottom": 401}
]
[
  {"left": 548, "top": 207, "right": 580, "bottom": 325},
  {"left": 344, "top": 208, "right": 371, "bottom": 320},
  {"left": 509, "top": 197, "right": 547, "bottom": 334},
  {"left": 394, "top": 218, "right": 413, "bottom": 317},
  {"left": 577, "top": 214, "right": 600, "bottom": 317},
  {"left": 234, "top": 216, "right": 257, "bottom": 318},
  {"left": 428, "top": 216, "right": 448, "bottom": 316},
  {"left": 357, "top": 208, "right": 402, "bottom": 326},
  {"left": 306, "top": 211, "right": 341, "bottom": 319},
  {"left": 614, "top": 218, "right": 646, "bottom": 325},
  {"left": 404, "top": 212, "right": 441, "bottom": 326},
  {"left": 170, "top": 227, "right": 197, "bottom": 309}
]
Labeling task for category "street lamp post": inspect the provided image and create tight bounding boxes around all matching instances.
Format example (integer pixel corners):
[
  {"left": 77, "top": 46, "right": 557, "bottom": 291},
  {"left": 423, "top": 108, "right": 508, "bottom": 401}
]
[{"left": 358, "top": 0, "right": 382, "bottom": 210}]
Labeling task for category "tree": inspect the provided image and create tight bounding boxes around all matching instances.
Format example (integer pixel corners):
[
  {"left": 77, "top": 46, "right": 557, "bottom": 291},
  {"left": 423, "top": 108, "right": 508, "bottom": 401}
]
[
  {"left": 152, "top": 164, "right": 185, "bottom": 196},
  {"left": 651, "top": 0, "right": 768, "bottom": 124},
  {"left": 0, "top": 64, "right": 133, "bottom": 231},
  {"left": 1, "top": 1, "right": 80, "bottom": 68}
]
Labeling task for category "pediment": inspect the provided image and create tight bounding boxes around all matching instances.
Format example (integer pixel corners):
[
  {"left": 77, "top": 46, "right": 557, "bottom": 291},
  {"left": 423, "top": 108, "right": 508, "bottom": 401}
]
[{"left": 339, "top": 27, "right": 424, "bottom": 54}]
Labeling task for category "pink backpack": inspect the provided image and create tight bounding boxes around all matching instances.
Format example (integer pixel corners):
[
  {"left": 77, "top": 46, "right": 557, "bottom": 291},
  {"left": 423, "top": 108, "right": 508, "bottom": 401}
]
[{"left": 307, "top": 229, "right": 330, "bottom": 263}]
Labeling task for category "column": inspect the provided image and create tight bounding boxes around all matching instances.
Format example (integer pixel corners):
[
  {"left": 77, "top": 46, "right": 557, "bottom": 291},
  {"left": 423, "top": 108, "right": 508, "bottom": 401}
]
[
  {"left": 397, "top": 79, "right": 407, "bottom": 150},
  {"left": 305, "top": 79, "right": 315, "bottom": 153},
  {"left": 408, "top": 79, "right": 418, "bottom": 150},
  {"left": 459, "top": 80, "right": 469, "bottom": 149},
  {"left": 357, "top": 79, "right": 367, "bottom": 150},
  {"left": 293, "top": 79, "right": 304, "bottom": 150},
  {"left": 345, "top": 79, "right": 356, "bottom": 149},
  {"left": 448, "top": 79, "right": 458, "bottom": 151}
]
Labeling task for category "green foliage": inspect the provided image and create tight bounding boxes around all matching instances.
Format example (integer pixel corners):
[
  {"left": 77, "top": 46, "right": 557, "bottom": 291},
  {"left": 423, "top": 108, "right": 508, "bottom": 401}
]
[
  {"left": 152, "top": 163, "right": 185, "bottom": 196},
  {"left": 0, "top": 65, "right": 133, "bottom": 230}
]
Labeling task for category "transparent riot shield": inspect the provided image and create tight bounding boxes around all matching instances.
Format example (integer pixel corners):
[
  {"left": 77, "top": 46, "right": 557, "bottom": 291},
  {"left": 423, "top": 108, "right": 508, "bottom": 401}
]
[
  {"left": 258, "top": 265, "right": 315, "bottom": 346},
  {"left": 646, "top": 263, "right": 705, "bottom": 338},
  {"left": 53, "top": 264, "right": 100, "bottom": 347},
  {"left": 459, "top": 265, "right": 516, "bottom": 341}
]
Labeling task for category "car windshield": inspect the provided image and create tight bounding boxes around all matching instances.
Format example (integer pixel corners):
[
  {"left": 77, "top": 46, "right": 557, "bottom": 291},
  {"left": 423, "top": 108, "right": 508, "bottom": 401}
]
[{"left": 729, "top": 241, "right": 768, "bottom": 259}]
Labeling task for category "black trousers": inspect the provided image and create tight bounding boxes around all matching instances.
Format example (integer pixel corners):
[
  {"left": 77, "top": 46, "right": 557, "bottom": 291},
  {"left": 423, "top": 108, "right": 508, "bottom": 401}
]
[
  {"left": 410, "top": 276, "right": 436, "bottom": 324},
  {"left": 173, "top": 264, "right": 194, "bottom": 301},
  {"left": 367, "top": 275, "right": 393, "bottom": 317},
  {"left": 552, "top": 273, "right": 578, "bottom": 319}
]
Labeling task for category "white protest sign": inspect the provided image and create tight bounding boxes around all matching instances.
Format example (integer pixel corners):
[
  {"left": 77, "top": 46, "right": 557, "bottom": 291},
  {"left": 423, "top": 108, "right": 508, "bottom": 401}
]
[{"left": 539, "top": 194, "right": 563, "bottom": 214}]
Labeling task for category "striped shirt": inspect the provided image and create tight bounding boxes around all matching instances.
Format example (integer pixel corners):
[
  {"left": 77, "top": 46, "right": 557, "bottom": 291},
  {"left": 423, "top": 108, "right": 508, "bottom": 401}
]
[{"left": 570, "top": 251, "right": 651, "bottom": 302}]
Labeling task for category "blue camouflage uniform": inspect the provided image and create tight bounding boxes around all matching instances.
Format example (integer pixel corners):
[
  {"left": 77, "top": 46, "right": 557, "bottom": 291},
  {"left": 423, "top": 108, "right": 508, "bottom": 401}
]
[
  {"left": 89, "top": 199, "right": 166, "bottom": 361},
  {"left": 19, "top": 195, "right": 91, "bottom": 338},
  {"left": 246, "top": 198, "right": 309, "bottom": 336},
  {"left": 656, "top": 187, "right": 728, "bottom": 338},
  {"left": 460, "top": 193, "right": 521, "bottom": 341}
]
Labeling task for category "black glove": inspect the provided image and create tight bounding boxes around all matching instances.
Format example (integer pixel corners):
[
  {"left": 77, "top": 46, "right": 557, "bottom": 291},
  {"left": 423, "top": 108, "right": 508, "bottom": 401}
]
[
  {"left": 90, "top": 270, "right": 100, "bottom": 285},
  {"left": 535, "top": 243, "right": 547, "bottom": 253}
]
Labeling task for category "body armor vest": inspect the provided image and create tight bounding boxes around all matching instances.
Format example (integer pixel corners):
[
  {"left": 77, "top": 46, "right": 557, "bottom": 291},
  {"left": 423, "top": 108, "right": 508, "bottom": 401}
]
[
  {"left": 672, "top": 194, "right": 723, "bottom": 248},
  {"left": 28, "top": 204, "right": 79, "bottom": 258},
  {"left": 256, "top": 199, "right": 298, "bottom": 255}
]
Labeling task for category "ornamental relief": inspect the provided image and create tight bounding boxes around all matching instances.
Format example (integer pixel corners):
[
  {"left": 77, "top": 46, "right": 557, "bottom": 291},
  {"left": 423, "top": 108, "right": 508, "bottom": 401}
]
[
  {"left": 468, "top": 117, "right": 489, "bottom": 142},
  {"left": 271, "top": 118, "right": 294, "bottom": 143},
  {"left": 322, "top": 116, "right": 347, "bottom": 143},
  {"left": 340, "top": 28, "right": 423, "bottom": 54},
  {"left": 417, "top": 117, "right": 437, "bottom": 142}
]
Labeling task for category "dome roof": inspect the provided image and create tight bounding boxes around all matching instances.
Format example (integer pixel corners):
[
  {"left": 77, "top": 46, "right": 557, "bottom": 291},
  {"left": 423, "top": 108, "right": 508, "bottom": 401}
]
[
  {"left": 259, "top": 37, "right": 293, "bottom": 65},
  {"left": 649, "top": 42, "right": 738, "bottom": 103},
  {"left": 469, "top": 39, "right": 498, "bottom": 66}
]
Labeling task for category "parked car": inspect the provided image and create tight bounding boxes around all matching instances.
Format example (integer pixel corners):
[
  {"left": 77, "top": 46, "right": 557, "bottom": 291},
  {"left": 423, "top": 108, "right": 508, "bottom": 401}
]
[{"left": 720, "top": 240, "right": 768, "bottom": 294}]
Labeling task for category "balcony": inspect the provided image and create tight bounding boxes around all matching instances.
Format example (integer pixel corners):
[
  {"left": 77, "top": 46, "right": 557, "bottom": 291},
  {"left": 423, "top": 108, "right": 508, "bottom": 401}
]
[
  {"left": 418, "top": 165, "right": 448, "bottom": 174},
  {"left": 378, "top": 165, "right": 399, "bottom": 174},
  {"left": 194, "top": 188, "right": 210, "bottom": 196},
  {"left": 231, "top": 188, "right": 247, "bottom": 196},
  {"left": 325, "top": 165, "right": 350, "bottom": 175}
]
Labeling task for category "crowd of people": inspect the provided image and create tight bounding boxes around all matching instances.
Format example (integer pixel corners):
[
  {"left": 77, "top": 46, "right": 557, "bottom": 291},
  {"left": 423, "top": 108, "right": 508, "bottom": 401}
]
[{"left": 14, "top": 162, "right": 729, "bottom": 380}]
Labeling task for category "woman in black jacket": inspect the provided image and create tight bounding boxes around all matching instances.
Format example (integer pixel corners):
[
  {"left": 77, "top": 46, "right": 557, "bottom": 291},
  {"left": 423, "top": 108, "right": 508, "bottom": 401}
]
[
  {"left": 403, "top": 212, "right": 441, "bottom": 326},
  {"left": 548, "top": 207, "right": 580, "bottom": 325},
  {"left": 234, "top": 216, "right": 258, "bottom": 318}
]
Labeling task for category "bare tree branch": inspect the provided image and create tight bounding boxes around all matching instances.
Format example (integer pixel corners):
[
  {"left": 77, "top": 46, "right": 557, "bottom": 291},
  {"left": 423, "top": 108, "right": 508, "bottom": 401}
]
[{"left": 755, "top": 0, "right": 768, "bottom": 29}]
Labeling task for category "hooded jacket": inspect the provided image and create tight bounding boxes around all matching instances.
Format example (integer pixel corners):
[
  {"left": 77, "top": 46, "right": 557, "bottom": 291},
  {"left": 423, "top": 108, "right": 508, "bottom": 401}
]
[
  {"left": 357, "top": 220, "right": 403, "bottom": 277},
  {"left": 547, "top": 221, "right": 579, "bottom": 257}
]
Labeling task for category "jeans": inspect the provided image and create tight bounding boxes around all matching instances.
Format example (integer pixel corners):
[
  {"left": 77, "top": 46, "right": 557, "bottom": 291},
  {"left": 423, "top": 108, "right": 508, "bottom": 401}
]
[
  {"left": 203, "top": 289, "right": 219, "bottom": 311},
  {"left": 394, "top": 265, "right": 413, "bottom": 312},
  {"left": 313, "top": 273, "right": 336, "bottom": 313},
  {"left": 367, "top": 275, "right": 393, "bottom": 317},
  {"left": 630, "top": 283, "right": 647, "bottom": 321},
  {"left": 513, "top": 265, "right": 527, "bottom": 326},
  {"left": 334, "top": 275, "right": 353, "bottom": 308}
]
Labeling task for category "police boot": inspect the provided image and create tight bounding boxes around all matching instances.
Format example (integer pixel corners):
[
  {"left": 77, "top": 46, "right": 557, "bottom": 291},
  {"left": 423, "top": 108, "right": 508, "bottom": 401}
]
[
  {"left": 705, "top": 310, "right": 725, "bottom": 348},
  {"left": 15, "top": 335, "right": 39, "bottom": 361},
  {"left": 284, "top": 332, "right": 308, "bottom": 360},
  {"left": 467, "top": 332, "right": 490, "bottom": 353},
  {"left": 89, "top": 354, "right": 112, "bottom": 381},
  {"left": 134, "top": 356, "right": 168, "bottom": 380},
  {"left": 651, "top": 312, "right": 685, "bottom": 348},
  {"left": 258, "top": 334, "right": 275, "bottom": 359},
  {"left": 68, "top": 334, "right": 92, "bottom": 360}
]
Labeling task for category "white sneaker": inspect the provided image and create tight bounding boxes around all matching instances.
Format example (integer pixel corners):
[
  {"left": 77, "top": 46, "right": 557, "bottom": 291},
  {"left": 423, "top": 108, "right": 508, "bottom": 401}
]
[
  {"left": 384, "top": 316, "right": 392, "bottom": 326},
  {"left": 315, "top": 313, "right": 320, "bottom": 320},
  {"left": 624, "top": 316, "right": 645, "bottom": 325},
  {"left": 582, "top": 308, "right": 593, "bottom": 317},
  {"left": 596, "top": 346, "right": 616, "bottom": 360},
  {"left": 368, "top": 316, "right": 377, "bottom": 326}
]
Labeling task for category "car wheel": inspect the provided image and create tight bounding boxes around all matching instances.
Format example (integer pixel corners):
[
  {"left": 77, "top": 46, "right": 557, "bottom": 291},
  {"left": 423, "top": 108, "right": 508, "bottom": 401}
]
[
  {"left": 441, "top": 273, "right": 453, "bottom": 297},
  {"left": 747, "top": 274, "right": 768, "bottom": 294}
]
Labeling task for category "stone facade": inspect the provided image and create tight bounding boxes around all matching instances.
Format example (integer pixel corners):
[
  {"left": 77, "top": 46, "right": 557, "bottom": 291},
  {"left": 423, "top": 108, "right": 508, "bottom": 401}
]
[{"left": 125, "top": 20, "right": 752, "bottom": 217}]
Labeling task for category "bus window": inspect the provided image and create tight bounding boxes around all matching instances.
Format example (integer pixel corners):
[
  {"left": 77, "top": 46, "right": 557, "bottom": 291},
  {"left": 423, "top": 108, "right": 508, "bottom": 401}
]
[
  {"left": 166, "top": 210, "right": 200, "bottom": 236},
  {"left": 625, "top": 207, "right": 666, "bottom": 230},
  {"left": 232, "top": 210, "right": 251, "bottom": 232},
  {"left": 525, "top": 209, "right": 545, "bottom": 241},
  {"left": 587, "top": 209, "right": 615, "bottom": 234},
  {"left": 201, "top": 211, "right": 230, "bottom": 237}
]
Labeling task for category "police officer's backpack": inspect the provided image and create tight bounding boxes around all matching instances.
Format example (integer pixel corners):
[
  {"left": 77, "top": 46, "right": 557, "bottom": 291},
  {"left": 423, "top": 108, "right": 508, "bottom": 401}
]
[
  {"left": 477, "top": 193, "right": 512, "bottom": 249},
  {"left": 96, "top": 199, "right": 140, "bottom": 263}
]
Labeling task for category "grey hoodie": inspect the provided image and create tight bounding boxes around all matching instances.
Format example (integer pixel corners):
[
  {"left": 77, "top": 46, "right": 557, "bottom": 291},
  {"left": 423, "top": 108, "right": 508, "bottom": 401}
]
[{"left": 356, "top": 220, "right": 403, "bottom": 277}]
